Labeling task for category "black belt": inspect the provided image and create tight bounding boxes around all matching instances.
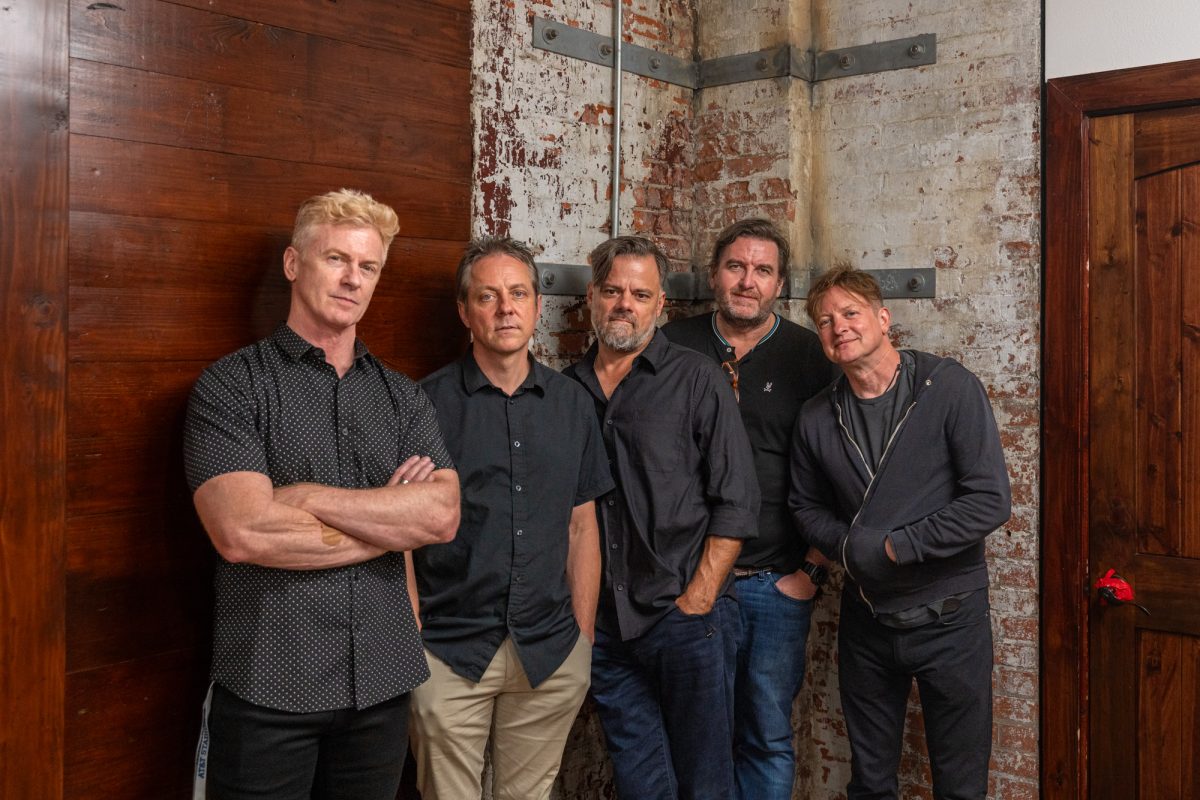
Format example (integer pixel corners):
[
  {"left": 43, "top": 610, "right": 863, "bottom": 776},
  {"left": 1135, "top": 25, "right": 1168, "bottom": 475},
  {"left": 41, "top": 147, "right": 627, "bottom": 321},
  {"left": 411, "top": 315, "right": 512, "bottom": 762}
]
[{"left": 872, "top": 590, "right": 973, "bottom": 629}]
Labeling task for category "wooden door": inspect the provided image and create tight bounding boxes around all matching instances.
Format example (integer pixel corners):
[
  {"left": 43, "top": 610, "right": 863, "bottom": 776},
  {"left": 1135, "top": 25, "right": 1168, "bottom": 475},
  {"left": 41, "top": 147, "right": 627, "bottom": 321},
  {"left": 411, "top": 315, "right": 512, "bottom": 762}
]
[
  {"left": 1087, "top": 108, "right": 1200, "bottom": 798},
  {"left": 3, "top": 1, "right": 471, "bottom": 797}
]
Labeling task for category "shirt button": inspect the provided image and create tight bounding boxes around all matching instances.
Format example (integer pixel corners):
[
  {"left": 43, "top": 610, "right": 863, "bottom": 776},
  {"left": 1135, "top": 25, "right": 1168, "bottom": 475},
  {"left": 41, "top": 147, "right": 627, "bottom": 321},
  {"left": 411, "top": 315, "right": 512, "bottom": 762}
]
[
  {"left": 515, "top": 484, "right": 523, "bottom": 492},
  {"left": 513, "top": 440, "right": 521, "bottom": 448},
  {"left": 515, "top": 575, "right": 524, "bottom": 583},
  {"left": 606, "top": 419, "right": 613, "bottom": 425},
  {"left": 607, "top": 498, "right": 615, "bottom": 506},
  {"left": 340, "top": 426, "right": 349, "bottom": 436},
  {"left": 616, "top": 583, "right": 624, "bottom": 592},
  {"left": 610, "top": 542, "right": 618, "bottom": 550},
  {"left": 516, "top": 529, "right": 523, "bottom": 536}
]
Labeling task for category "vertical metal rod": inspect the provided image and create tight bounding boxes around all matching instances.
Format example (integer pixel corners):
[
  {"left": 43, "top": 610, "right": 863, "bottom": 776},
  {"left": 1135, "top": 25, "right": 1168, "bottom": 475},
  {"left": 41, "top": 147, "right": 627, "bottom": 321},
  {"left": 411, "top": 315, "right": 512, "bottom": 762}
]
[{"left": 609, "top": 1, "right": 623, "bottom": 237}]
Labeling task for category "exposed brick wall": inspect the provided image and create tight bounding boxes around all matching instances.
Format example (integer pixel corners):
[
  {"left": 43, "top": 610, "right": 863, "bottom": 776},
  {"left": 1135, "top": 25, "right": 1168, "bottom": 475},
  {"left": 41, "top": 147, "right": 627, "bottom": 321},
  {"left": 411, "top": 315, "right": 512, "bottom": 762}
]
[
  {"left": 470, "top": 0, "right": 1041, "bottom": 797},
  {"left": 807, "top": 1, "right": 1042, "bottom": 796}
]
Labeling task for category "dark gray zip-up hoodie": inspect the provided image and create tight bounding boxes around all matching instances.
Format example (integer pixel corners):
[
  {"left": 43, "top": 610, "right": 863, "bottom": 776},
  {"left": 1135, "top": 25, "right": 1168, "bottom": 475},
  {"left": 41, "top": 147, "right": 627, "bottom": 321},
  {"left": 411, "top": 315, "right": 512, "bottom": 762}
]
[{"left": 788, "top": 350, "right": 1011, "bottom": 614}]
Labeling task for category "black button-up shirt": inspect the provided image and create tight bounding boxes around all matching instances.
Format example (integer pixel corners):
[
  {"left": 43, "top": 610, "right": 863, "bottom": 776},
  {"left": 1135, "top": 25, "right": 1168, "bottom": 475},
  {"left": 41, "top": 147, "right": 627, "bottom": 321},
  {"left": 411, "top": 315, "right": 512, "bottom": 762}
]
[
  {"left": 184, "top": 324, "right": 453, "bottom": 713},
  {"left": 565, "top": 330, "right": 760, "bottom": 640},
  {"left": 662, "top": 312, "right": 837, "bottom": 572},
  {"left": 417, "top": 351, "right": 613, "bottom": 687}
]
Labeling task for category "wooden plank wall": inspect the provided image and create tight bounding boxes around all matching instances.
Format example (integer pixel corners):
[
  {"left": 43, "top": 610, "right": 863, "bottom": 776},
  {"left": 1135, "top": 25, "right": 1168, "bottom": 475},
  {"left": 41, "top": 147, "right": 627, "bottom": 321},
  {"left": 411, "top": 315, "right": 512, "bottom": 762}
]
[
  {"left": 61, "top": 0, "right": 472, "bottom": 796},
  {"left": 0, "top": 3, "right": 69, "bottom": 798}
]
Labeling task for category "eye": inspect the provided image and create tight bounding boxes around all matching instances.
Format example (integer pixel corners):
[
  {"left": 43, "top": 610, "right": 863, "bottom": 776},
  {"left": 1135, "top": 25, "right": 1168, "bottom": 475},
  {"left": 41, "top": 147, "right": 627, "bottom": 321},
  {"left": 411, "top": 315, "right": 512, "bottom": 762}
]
[
  {"left": 817, "top": 317, "right": 831, "bottom": 329},
  {"left": 512, "top": 289, "right": 529, "bottom": 299},
  {"left": 602, "top": 287, "right": 619, "bottom": 297}
]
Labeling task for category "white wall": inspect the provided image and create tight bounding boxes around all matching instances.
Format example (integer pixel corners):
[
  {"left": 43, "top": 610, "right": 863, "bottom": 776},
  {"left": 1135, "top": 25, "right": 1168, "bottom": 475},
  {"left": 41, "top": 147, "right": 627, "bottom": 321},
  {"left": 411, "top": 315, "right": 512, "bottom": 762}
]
[{"left": 1046, "top": 0, "right": 1200, "bottom": 79}]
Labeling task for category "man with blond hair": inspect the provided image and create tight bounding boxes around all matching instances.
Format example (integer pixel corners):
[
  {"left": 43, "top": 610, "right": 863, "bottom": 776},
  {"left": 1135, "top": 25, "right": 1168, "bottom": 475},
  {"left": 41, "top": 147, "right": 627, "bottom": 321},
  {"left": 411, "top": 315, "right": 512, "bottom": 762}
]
[
  {"left": 789, "top": 266, "right": 1010, "bottom": 800},
  {"left": 409, "top": 236, "right": 612, "bottom": 799},
  {"left": 184, "top": 188, "right": 460, "bottom": 799}
]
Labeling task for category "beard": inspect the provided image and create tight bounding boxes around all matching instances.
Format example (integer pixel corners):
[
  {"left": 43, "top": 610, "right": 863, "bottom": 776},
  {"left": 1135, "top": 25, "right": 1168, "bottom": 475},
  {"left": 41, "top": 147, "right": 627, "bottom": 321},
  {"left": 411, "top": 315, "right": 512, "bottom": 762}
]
[
  {"left": 593, "top": 310, "right": 655, "bottom": 353},
  {"left": 715, "top": 288, "right": 773, "bottom": 330}
]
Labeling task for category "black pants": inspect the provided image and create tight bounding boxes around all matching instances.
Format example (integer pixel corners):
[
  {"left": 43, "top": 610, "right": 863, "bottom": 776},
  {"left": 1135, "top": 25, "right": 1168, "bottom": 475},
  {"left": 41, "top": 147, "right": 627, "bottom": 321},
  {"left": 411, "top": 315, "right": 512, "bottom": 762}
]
[
  {"left": 205, "top": 683, "right": 411, "bottom": 800},
  {"left": 838, "top": 587, "right": 993, "bottom": 800}
]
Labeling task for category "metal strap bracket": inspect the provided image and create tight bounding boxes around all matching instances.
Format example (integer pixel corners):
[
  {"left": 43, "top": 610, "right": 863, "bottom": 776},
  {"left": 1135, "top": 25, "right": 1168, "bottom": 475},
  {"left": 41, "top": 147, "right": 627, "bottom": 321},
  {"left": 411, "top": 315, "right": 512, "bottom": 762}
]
[
  {"left": 538, "top": 263, "right": 936, "bottom": 301},
  {"left": 532, "top": 17, "right": 936, "bottom": 89}
]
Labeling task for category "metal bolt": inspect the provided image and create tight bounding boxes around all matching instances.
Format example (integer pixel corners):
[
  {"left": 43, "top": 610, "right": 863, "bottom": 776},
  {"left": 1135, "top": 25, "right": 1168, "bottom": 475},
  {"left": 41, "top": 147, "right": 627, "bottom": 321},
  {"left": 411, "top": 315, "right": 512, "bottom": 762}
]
[
  {"left": 543, "top": 27, "right": 558, "bottom": 42},
  {"left": 650, "top": 57, "right": 661, "bottom": 71},
  {"left": 908, "top": 42, "right": 926, "bottom": 58},
  {"left": 541, "top": 272, "right": 557, "bottom": 288},
  {"left": 907, "top": 275, "right": 926, "bottom": 292},
  {"left": 838, "top": 53, "right": 854, "bottom": 70},
  {"left": 756, "top": 57, "right": 769, "bottom": 72},
  {"left": 600, "top": 43, "right": 613, "bottom": 57}
]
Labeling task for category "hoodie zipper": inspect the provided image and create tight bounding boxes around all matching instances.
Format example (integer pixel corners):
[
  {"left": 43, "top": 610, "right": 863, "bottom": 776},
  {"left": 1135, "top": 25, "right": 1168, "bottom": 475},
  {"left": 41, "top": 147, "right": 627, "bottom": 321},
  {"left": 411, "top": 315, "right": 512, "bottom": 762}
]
[{"left": 834, "top": 380, "right": 922, "bottom": 615}]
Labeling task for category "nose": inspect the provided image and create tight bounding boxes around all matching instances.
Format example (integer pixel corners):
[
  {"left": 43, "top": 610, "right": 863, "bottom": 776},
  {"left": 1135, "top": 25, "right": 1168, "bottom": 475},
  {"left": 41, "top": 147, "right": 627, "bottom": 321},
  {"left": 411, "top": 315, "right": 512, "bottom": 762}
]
[
  {"left": 497, "top": 291, "right": 515, "bottom": 314},
  {"left": 342, "top": 262, "right": 362, "bottom": 288},
  {"left": 737, "top": 270, "right": 755, "bottom": 288}
]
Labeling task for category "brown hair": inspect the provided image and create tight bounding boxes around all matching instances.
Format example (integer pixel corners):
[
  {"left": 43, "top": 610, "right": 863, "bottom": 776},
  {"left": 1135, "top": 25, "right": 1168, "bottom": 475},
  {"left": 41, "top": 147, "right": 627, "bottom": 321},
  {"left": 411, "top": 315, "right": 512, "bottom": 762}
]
[
  {"left": 455, "top": 236, "right": 539, "bottom": 301},
  {"left": 805, "top": 264, "right": 883, "bottom": 323},
  {"left": 588, "top": 235, "right": 669, "bottom": 288},
  {"left": 710, "top": 218, "right": 791, "bottom": 285}
]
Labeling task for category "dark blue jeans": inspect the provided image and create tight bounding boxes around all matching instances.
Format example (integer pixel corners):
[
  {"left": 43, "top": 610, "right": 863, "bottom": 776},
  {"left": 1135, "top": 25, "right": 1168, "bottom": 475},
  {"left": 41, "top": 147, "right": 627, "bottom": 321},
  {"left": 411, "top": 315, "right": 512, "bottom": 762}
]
[
  {"left": 204, "top": 683, "right": 411, "bottom": 800},
  {"left": 733, "top": 572, "right": 815, "bottom": 800},
  {"left": 838, "top": 587, "right": 993, "bottom": 800},
  {"left": 590, "top": 595, "right": 741, "bottom": 800}
]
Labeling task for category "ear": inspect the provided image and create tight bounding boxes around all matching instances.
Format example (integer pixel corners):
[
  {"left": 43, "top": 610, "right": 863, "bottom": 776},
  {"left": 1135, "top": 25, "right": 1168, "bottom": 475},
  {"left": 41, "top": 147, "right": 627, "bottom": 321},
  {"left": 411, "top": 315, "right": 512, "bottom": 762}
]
[
  {"left": 534, "top": 293, "right": 544, "bottom": 322},
  {"left": 772, "top": 275, "right": 785, "bottom": 300},
  {"left": 586, "top": 283, "right": 594, "bottom": 307},
  {"left": 283, "top": 246, "right": 299, "bottom": 281},
  {"left": 457, "top": 300, "right": 469, "bottom": 329},
  {"left": 654, "top": 288, "right": 666, "bottom": 317},
  {"left": 877, "top": 304, "right": 892, "bottom": 332},
  {"left": 707, "top": 268, "right": 718, "bottom": 291}
]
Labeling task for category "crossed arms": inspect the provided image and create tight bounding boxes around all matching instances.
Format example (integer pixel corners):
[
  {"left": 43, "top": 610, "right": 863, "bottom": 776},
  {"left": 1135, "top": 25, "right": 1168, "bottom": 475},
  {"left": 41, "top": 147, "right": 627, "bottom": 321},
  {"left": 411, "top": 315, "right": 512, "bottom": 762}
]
[{"left": 194, "top": 455, "right": 460, "bottom": 570}]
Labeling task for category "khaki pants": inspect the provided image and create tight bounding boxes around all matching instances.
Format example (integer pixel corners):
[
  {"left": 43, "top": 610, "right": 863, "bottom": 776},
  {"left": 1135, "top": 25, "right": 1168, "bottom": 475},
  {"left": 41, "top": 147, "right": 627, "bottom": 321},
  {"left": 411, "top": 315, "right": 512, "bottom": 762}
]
[{"left": 409, "top": 635, "right": 591, "bottom": 800}]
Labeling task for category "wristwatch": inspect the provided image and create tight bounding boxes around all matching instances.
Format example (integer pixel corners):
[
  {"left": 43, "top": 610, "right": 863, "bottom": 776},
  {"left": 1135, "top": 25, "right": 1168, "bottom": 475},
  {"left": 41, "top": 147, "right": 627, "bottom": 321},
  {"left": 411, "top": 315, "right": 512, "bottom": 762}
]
[{"left": 800, "top": 560, "right": 829, "bottom": 586}]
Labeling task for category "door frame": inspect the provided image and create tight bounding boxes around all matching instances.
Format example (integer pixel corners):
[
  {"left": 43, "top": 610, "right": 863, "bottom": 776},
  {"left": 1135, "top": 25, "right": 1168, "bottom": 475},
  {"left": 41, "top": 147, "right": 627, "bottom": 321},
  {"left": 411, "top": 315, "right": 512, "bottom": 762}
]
[{"left": 1043, "top": 57, "right": 1200, "bottom": 800}]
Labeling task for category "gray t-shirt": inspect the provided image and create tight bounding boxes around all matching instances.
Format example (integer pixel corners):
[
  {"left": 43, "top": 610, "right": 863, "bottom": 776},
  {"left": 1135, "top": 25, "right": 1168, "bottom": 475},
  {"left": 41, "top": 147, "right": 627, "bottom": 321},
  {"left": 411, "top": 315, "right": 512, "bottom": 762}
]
[{"left": 845, "top": 350, "right": 916, "bottom": 473}]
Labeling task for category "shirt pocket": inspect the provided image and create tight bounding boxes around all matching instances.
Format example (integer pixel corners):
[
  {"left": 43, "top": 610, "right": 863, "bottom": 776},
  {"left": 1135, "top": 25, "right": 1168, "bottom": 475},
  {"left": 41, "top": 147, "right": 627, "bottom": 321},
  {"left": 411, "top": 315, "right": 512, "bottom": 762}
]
[{"left": 630, "top": 411, "right": 688, "bottom": 473}]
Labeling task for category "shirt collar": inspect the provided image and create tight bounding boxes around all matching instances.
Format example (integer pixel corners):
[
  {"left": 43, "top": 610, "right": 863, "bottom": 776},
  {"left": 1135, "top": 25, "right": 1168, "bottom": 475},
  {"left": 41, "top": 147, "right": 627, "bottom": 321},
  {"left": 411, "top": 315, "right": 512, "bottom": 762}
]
[
  {"left": 273, "top": 324, "right": 369, "bottom": 365},
  {"left": 461, "top": 346, "right": 544, "bottom": 396},
  {"left": 709, "top": 311, "right": 780, "bottom": 356}
]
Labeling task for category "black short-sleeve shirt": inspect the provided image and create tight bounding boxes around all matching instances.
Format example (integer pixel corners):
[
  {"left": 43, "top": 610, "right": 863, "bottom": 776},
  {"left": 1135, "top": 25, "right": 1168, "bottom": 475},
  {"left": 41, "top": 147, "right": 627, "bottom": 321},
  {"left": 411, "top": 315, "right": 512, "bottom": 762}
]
[
  {"left": 565, "top": 330, "right": 760, "bottom": 640},
  {"left": 662, "top": 312, "right": 837, "bottom": 572},
  {"left": 417, "top": 351, "right": 613, "bottom": 687},
  {"left": 184, "top": 324, "right": 453, "bottom": 713}
]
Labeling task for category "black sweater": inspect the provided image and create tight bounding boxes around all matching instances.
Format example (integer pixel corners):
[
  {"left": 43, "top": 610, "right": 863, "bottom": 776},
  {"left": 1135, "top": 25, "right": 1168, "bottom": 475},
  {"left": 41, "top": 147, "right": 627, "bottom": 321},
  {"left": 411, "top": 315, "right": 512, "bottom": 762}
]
[{"left": 789, "top": 350, "right": 1011, "bottom": 614}]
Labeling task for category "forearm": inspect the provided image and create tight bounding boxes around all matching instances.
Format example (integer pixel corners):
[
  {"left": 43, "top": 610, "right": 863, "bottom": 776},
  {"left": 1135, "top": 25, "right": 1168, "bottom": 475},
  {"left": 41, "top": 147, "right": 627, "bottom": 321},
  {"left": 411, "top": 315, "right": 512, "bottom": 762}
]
[
  {"left": 678, "top": 535, "right": 742, "bottom": 615},
  {"left": 566, "top": 502, "right": 601, "bottom": 642},
  {"left": 194, "top": 472, "right": 385, "bottom": 570},
  {"left": 278, "top": 469, "right": 460, "bottom": 551}
]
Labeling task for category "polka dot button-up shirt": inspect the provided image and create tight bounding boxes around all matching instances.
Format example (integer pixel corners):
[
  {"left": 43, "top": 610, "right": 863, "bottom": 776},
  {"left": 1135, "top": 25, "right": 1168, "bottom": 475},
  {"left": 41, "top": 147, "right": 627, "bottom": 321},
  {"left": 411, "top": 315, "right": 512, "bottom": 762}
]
[{"left": 184, "top": 324, "right": 453, "bottom": 712}]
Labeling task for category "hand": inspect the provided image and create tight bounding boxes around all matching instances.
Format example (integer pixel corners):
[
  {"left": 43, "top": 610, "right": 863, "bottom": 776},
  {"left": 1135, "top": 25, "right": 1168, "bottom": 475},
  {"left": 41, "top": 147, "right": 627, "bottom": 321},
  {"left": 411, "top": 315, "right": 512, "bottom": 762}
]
[
  {"left": 884, "top": 537, "right": 898, "bottom": 563},
  {"left": 389, "top": 456, "right": 436, "bottom": 486},
  {"left": 674, "top": 590, "right": 715, "bottom": 616},
  {"left": 774, "top": 570, "right": 819, "bottom": 601}
]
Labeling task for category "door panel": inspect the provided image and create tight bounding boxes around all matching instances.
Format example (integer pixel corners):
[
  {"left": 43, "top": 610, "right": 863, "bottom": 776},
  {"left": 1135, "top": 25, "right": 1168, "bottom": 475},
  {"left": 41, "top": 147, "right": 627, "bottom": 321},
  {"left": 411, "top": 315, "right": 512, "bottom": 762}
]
[{"left": 1089, "top": 108, "right": 1200, "bottom": 799}]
